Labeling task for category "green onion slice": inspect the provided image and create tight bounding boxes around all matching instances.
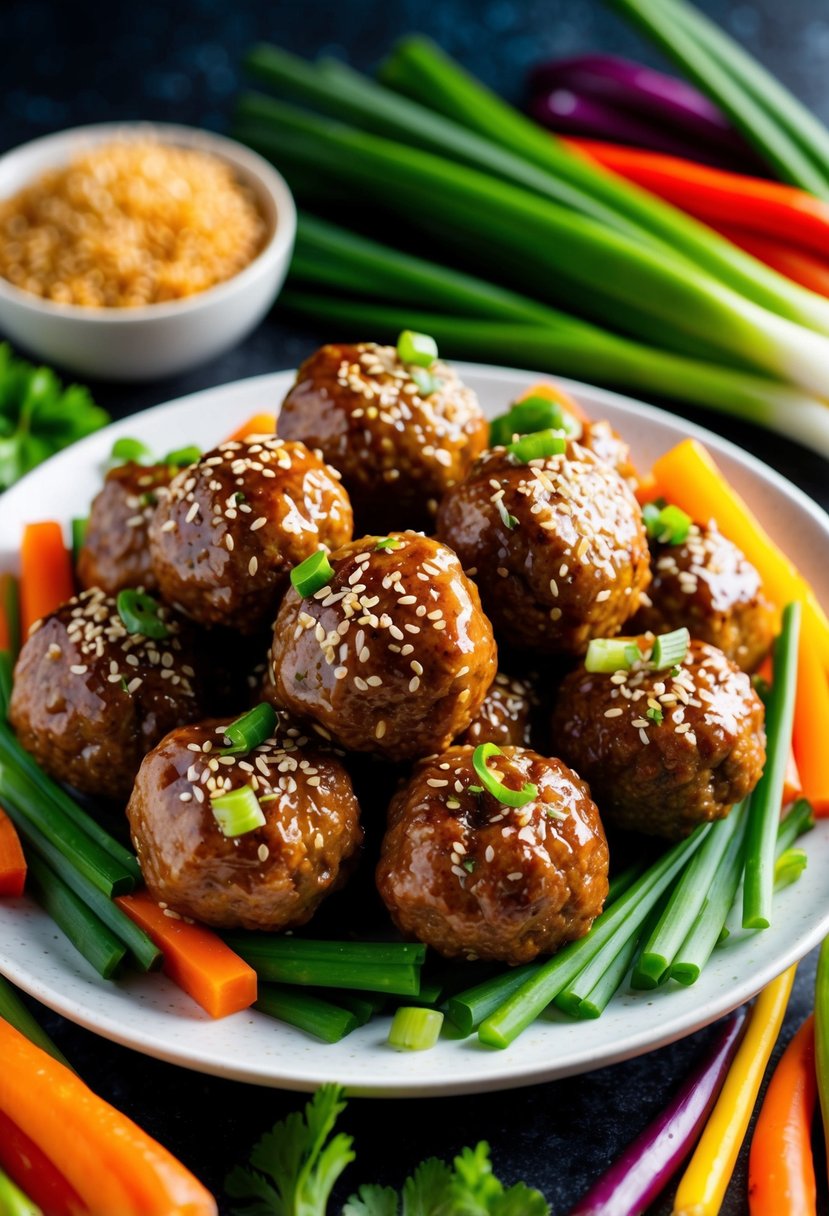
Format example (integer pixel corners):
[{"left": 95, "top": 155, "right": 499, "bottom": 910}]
[
  {"left": 410, "top": 367, "right": 443, "bottom": 397},
  {"left": 290, "top": 551, "right": 335, "bottom": 597},
  {"left": 388, "top": 1006, "right": 444, "bottom": 1051},
  {"left": 110, "top": 437, "right": 152, "bottom": 466},
  {"left": 220, "top": 703, "right": 277, "bottom": 756},
  {"left": 651, "top": 627, "right": 691, "bottom": 670},
  {"left": 210, "top": 785, "right": 267, "bottom": 838},
  {"left": 115, "top": 589, "right": 169, "bottom": 639},
  {"left": 397, "top": 329, "right": 438, "bottom": 367},
  {"left": 585, "top": 637, "right": 642, "bottom": 673},
  {"left": 375, "top": 536, "right": 402, "bottom": 551},
  {"left": 471, "top": 743, "right": 537, "bottom": 808},
  {"left": 489, "top": 398, "right": 582, "bottom": 449},
  {"left": 506, "top": 429, "right": 567, "bottom": 463},
  {"left": 775, "top": 847, "right": 808, "bottom": 889},
  {"left": 495, "top": 498, "right": 518, "bottom": 531},
  {"left": 163, "top": 444, "right": 202, "bottom": 467},
  {"left": 643, "top": 501, "right": 693, "bottom": 545}
]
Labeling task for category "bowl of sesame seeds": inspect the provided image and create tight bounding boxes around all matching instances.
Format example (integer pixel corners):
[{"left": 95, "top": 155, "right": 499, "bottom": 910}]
[{"left": 0, "top": 122, "right": 296, "bottom": 380}]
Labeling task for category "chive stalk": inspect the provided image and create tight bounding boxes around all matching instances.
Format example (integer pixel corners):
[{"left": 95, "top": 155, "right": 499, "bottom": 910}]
[
  {"left": 0, "top": 651, "right": 12, "bottom": 718},
  {"left": 290, "top": 550, "right": 334, "bottom": 597},
  {"left": 26, "top": 853, "right": 126, "bottom": 980},
  {"left": 256, "top": 984, "right": 359, "bottom": 1043},
  {"left": 1, "top": 578, "right": 21, "bottom": 659},
  {"left": 224, "top": 936, "right": 425, "bottom": 995},
  {"left": 222, "top": 937, "right": 426, "bottom": 965},
  {"left": 447, "top": 965, "right": 538, "bottom": 1037},
  {"left": 576, "top": 931, "right": 641, "bottom": 1018},
  {"left": 70, "top": 517, "right": 88, "bottom": 568},
  {"left": 219, "top": 703, "right": 277, "bottom": 755},
  {"left": 743, "top": 603, "right": 801, "bottom": 929}
]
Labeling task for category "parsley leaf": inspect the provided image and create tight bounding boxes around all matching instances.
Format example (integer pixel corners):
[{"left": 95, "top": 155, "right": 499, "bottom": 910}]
[{"left": 0, "top": 343, "right": 108, "bottom": 490}]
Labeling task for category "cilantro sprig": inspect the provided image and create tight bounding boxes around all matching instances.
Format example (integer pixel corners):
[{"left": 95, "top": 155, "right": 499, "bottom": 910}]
[
  {"left": 227, "top": 1084, "right": 549, "bottom": 1215},
  {"left": 0, "top": 342, "right": 109, "bottom": 490}
]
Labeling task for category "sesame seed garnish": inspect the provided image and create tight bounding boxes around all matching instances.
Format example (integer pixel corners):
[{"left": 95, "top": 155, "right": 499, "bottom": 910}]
[{"left": 248, "top": 556, "right": 258, "bottom": 576}]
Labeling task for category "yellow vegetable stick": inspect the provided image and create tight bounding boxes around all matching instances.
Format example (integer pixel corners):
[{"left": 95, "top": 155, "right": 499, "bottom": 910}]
[
  {"left": 673, "top": 964, "right": 797, "bottom": 1216},
  {"left": 651, "top": 439, "right": 829, "bottom": 672}
]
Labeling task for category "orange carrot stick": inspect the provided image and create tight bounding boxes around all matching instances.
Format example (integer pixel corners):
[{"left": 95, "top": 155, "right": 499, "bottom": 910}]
[
  {"left": 782, "top": 749, "right": 803, "bottom": 808},
  {"left": 223, "top": 413, "right": 277, "bottom": 444},
  {"left": 748, "top": 1015, "right": 817, "bottom": 1216},
  {"left": 0, "top": 1015, "right": 217, "bottom": 1216},
  {"left": 0, "top": 1109, "right": 87, "bottom": 1216},
  {"left": 516, "top": 379, "right": 591, "bottom": 425},
  {"left": 793, "top": 650, "right": 829, "bottom": 816},
  {"left": 0, "top": 808, "right": 26, "bottom": 898},
  {"left": 115, "top": 890, "right": 257, "bottom": 1019},
  {"left": 19, "top": 522, "right": 74, "bottom": 639}
]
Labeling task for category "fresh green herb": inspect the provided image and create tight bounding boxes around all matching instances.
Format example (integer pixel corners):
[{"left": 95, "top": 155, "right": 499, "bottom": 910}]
[
  {"left": 646, "top": 706, "right": 664, "bottom": 725},
  {"left": 163, "top": 444, "right": 202, "bottom": 467},
  {"left": 643, "top": 501, "right": 693, "bottom": 545},
  {"left": 234, "top": 490, "right": 247, "bottom": 503},
  {"left": 0, "top": 344, "right": 108, "bottom": 490},
  {"left": 119, "top": 677, "right": 129, "bottom": 694},
  {"left": 651, "top": 627, "right": 690, "bottom": 669},
  {"left": 220, "top": 703, "right": 278, "bottom": 755},
  {"left": 472, "top": 743, "right": 537, "bottom": 808},
  {"left": 110, "top": 436, "right": 153, "bottom": 466},
  {"left": 290, "top": 551, "right": 334, "bottom": 598},
  {"left": 467, "top": 784, "right": 484, "bottom": 795},
  {"left": 397, "top": 329, "right": 438, "bottom": 367},
  {"left": 506, "top": 430, "right": 567, "bottom": 463},
  {"left": 410, "top": 367, "right": 443, "bottom": 397},
  {"left": 388, "top": 1007, "right": 444, "bottom": 1051},
  {"left": 495, "top": 498, "right": 518, "bottom": 530},
  {"left": 115, "top": 588, "right": 169, "bottom": 640},
  {"left": 462, "top": 857, "right": 476, "bottom": 873},
  {"left": 210, "top": 785, "right": 267, "bottom": 838}
]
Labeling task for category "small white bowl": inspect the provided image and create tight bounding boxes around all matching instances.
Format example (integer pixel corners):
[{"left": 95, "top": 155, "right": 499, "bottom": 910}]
[{"left": 0, "top": 122, "right": 296, "bottom": 381}]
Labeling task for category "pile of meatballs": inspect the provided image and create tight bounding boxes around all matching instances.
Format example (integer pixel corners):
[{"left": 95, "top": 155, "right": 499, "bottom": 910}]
[{"left": 8, "top": 341, "right": 776, "bottom": 968}]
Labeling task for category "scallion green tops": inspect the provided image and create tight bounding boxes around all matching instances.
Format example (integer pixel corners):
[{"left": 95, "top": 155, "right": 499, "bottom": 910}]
[
  {"left": 290, "top": 550, "right": 334, "bottom": 597},
  {"left": 471, "top": 743, "right": 537, "bottom": 808}
]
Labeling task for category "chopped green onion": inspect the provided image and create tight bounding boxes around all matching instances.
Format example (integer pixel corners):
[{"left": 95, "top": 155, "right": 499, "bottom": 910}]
[
  {"left": 220, "top": 703, "right": 277, "bottom": 755},
  {"left": 495, "top": 498, "right": 518, "bottom": 530},
  {"left": 210, "top": 785, "right": 267, "bottom": 838},
  {"left": 375, "top": 536, "right": 401, "bottom": 551},
  {"left": 256, "top": 983, "right": 359, "bottom": 1043},
  {"left": 584, "top": 637, "right": 640, "bottom": 673},
  {"left": 472, "top": 743, "right": 536, "bottom": 808},
  {"left": 506, "top": 429, "right": 567, "bottom": 463},
  {"left": 222, "top": 936, "right": 426, "bottom": 966},
  {"left": 290, "top": 550, "right": 334, "bottom": 597},
  {"left": 26, "top": 851, "right": 126, "bottom": 980},
  {"left": 643, "top": 501, "right": 693, "bottom": 545},
  {"left": 489, "top": 396, "right": 581, "bottom": 448},
  {"left": 410, "top": 367, "right": 443, "bottom": 396},
  {"left": 397, "top": 329, "right": 438, "bottom": 367},
  {"left": 468, "top": 784, "right": 483, "bottom": 795},
  {"left": 646, "top": 706, "right": 664, "bottom": 725},
  {"left": 115, "top": 588, "right": 169, "bottom": 640},
  {"left": 388, "top": 1006, "right": 444, "bottom": 1051},
  {"left": 163, "top": 444, "right": 202, "bottom": 467},
  {"left": 71, "top": 517, "right": 88, "bottom": 567},
  {"left": 774, "top": 847, "right": 808, "bottom": 890},
  {"left": 110, "top": 436, "right": 152, "bottom": 466},
  {"left": 651, "top": 627, "right": 690, "bottom": 669}
]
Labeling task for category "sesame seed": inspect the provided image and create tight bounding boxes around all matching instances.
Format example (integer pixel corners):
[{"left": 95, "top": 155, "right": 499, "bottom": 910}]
[
  {"left": 249, "top": 556, "right": 258, "bottom": 576},
  {"left": 161, "top": 519, "right": 176, "bottom": 532},
  {"left": 507, "top": 871, "right": 523, "bottom": 882},
  {"left": 250, "top": 517, "right": 267, "bottom": 531},
  {"left": 69, "top": 664, "right": 88, "bottom": 675},
  {"left": 604, "top": 708, "right": 623, "bottom": 718},
  {"left": 375, "top": 720, "right": 387, "bottom": 739}
]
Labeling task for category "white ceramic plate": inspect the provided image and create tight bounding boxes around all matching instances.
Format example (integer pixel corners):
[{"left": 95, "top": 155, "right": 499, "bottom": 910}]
[{"left": 1, "top": 363, "right": 828, "bottom": 1097}]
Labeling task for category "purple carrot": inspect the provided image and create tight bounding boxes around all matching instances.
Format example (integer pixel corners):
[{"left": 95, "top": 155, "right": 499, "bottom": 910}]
[{"left": 566, "top": 1006, "right": 748, "bottom": 1216}]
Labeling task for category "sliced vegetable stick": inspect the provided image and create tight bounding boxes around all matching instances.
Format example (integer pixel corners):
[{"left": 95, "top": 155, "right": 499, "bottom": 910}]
[
  {"left": 115, "top": 890, "right": 257, "bottom": 1019},
  {"left": 18, "top": 523, "right": 74, "bottom": 640},
  {"left": 782, "top": 748, "right": 803, "bottom": 808},
  {"left": 672, "top": 964, "right": 797, "bottom": 1216},
  {"left": 515, "top": 379, "right": 591, "bottom": 425},
  {"left": 0, "top": 1110, "right": 85, "bottom": 1216},
  {"left": 748, "top": 1015, "right": 817, "bottom": 1216},
  {"left": 223, "top": 413, "right": 277, "bottom": 444},
  {"left": 0, "top": 1016, "right": 216, "bottom": 1216},
  {"left": 0, "top": 808, "right": 26, "bottom": 897},
  {"left": 793, "top": 648, "right": 829, "bottom": 815},
  {"left": 707, "top": 224, "right": 829, "bottom": 299},
  {"left": 0, "top": 573, "right": 20, "bottom": 658}
]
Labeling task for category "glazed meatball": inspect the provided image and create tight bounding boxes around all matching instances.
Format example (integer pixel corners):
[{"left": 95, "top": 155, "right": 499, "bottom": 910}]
[
  {"left": 277, "top": 342, "right": 489, "bottom": 530},
  {"left": 580, "top": 418, "right": 638, "bottom": 487},
  {"left": 267, "top": 533, "right": 497, "bottom": 760},
  {"left": 436, "top": 442, "right": 650, "bottom": 655},
  {"left": 454, "top": 671, "right": 535, "bottom": 748},
  {"left": 630, "top": 522, "right": 776, "bottom": 672},
  {"left": 376, "top": 745, "right": 608, "bottom": 964},
  {"left": 127, "top": 717, "right": 362, "bottom": 930},
  {"left": 9, "top": 588, "right": 204, "bottom": 801},
  {"left": 551, "top": 639, "right": 766, "bottom": 839},
  {"left": 149, "top": 436, "right": 352, "bottom": 633},
  {"left": 77, "top": 462, "right": 177, "bottom": 594}
]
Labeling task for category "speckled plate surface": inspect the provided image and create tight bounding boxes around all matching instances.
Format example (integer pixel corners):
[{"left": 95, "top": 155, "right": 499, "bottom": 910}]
[{"left": 1, "top": 363, "right": 828, "bottom": 1096}]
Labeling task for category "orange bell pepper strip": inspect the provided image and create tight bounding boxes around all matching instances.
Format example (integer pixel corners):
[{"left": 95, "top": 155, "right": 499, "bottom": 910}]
[
  {"left": 115, "top": 890, "right": 257, "bottom": 1019},
  {"left": 705, "top": 223, "right": 829, "bottom": 298},
  {"left": 748, "top": 1015, "right": 817, "bottom": 1216},
  {"left": 0, "top": 1108, "right": 87, "bottom": 1216},
  {"left": 0, "top": 1015, "right": 217, "bottom": 1215},
  {"left": 19, "top": 522, "right": 74, "bottom": 639},
  {"left": 564, "top": 138, "right": 829, "bottom": 261},
  {"left": 0, "top": 808, "right": 26, "bottom": 897},
  {"left": 223, "top": 412, "right": 277, "bottom": 444}
]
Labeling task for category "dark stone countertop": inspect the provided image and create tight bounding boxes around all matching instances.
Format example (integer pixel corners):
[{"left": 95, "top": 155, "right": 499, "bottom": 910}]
[{"left": 2, "top": 1, "right": 829, "bottom": 1212}]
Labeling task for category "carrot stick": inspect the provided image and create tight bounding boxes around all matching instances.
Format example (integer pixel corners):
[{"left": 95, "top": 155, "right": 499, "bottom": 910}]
[
  {"left": 650, "top": 439, "right": 829, "bottom": 673},
  {"left": 516, "top": 379, "right": 591, "bottom": 425},
  {"left": 0, "top": 1015, "right": 217, "bottom": 1216},
  {"left": 19, "top": 523, "right": 74, "bottom": 639},
  {"left": 748, "top": 1015, "right": 817, "bottom": 1216},
  {"left": 115, "top": 890, "right": 257, "bottom": 1019},
  {"left": 793, "top": 649, "right": 829, "bottom": 815},
  {"left": 223, "top": 413, "right": 277, "bottom": 444},
  {"left": 564, "top": 138, "right": 829, "bottom": 261},
  {"left": 0, "top": 808, "right": 26, "bottom": 897},
  {"left": 673, "top": 965, "right": 797, "bottom": 1216},
  {"left": 0, "top": 1109, "right": 87, "bottom": 1216}
]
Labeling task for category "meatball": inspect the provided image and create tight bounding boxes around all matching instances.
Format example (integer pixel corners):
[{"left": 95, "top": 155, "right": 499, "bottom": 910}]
[
  {"left": 454, "top": 671, "right": 535, "bottom": 748},
  {"left": 436, "top": 442, "right": 650, "bottom": 655},
  {"left": 9, "top": 588, "right": 204, "bottom": 800},
  {"left": 630, "top": 522, "right": 776, "bottom": 672},
  {"left": 267, "top": 533, "right": 497, "bottom": 760},
  {"left": 77, "top": 462, "right": 177, "bottom": 594},
  {"left": 277, "top": 342, "right": 489, "bottom": 530},
  {"left": 148, "top": 436, "right": 352, "bottom": 633},
  {"left": 551, "top": 639, "right": 766, "bottom": 839},
  {"left": 127, "top": 717, "right": 362, "bottom": 930},
  {"left": 376, "top": 745, "right": 608, "bottom": 964},
  {"left": 581, "top": 418, "right": 638, "bottom": 487}
]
